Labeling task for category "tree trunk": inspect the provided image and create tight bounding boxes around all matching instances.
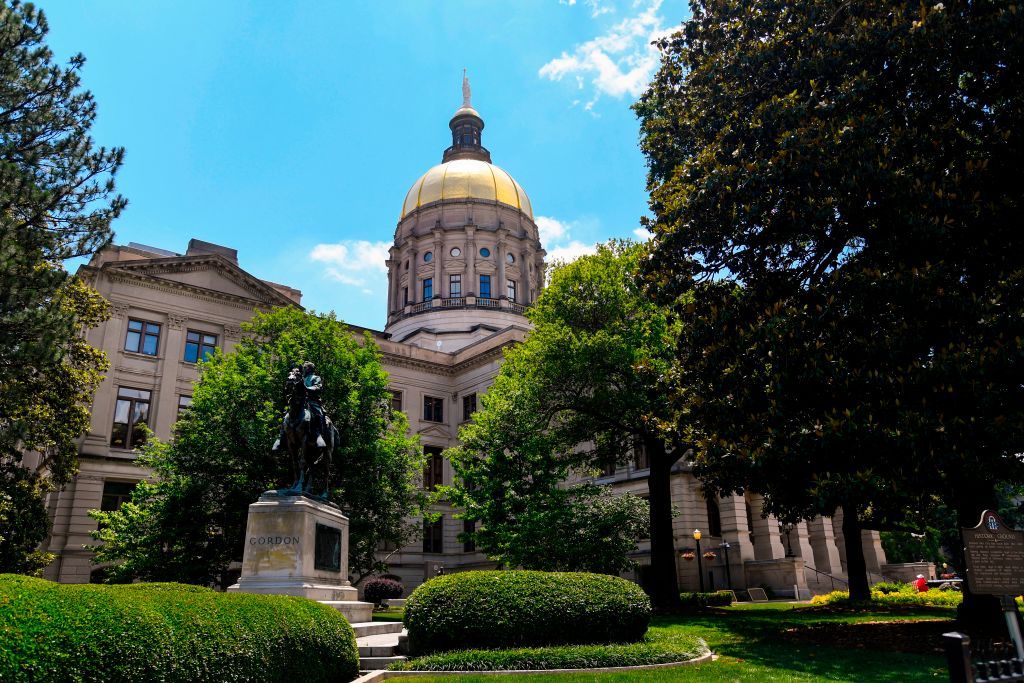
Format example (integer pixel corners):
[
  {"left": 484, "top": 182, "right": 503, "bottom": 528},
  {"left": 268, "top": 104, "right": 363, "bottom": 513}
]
[
  {"left": 646, "top": 438, "right": 682, "bottom": 611},
  {"left": 841, "top": 504, "right": 871, "bottom": 601}
]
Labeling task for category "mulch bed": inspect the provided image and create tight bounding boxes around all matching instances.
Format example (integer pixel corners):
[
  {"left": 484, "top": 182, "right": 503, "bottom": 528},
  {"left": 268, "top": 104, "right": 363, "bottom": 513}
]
[{"left": 781, "top": 620, "right": 954, "bottom": 655}]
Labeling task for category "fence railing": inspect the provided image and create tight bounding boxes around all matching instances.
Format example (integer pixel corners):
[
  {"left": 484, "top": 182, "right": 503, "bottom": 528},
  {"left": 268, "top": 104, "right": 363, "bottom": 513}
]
[{"left": 945, "top": 631, "right": 1024, "bottom": 683}]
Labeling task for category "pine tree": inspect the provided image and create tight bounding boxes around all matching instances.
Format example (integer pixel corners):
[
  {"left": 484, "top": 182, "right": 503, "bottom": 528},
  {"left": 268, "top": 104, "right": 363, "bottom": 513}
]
[{"left": 0, "top": 1, "right": 125, "bottom": 573}]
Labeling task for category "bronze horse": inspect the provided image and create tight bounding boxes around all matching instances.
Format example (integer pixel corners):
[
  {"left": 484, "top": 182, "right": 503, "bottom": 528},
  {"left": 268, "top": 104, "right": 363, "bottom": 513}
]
[{"left": 279, "top": 369, "right": 338, "bottom": 499}]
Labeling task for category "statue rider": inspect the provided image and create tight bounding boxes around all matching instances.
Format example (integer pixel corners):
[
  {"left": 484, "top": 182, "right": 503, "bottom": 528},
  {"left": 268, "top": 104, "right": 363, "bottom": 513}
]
[
  {"left": 301, "top": 361, "right": 327, "bottom": 448},
  {"left": 271, "top": 361, "right": 326, "bottom": 451}
]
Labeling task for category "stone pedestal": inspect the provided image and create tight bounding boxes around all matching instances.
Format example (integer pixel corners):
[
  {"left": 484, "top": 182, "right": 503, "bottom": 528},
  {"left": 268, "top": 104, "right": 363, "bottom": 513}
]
[{"left": 228, "top": 492, "right": 372, "bottom": 623}]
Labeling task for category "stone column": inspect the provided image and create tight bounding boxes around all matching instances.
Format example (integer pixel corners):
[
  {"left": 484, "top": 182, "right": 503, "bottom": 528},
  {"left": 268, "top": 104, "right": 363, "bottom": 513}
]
[
  {"left": 466, "top": 227, "right": 476, "bottom": 296},
  {"left": 806, "top": 516, "right": 844, "bottom": 575},
  {"left": 497, "top": 239, "right": 507, "bottom": 301},
  {"left": 790, "top": 522, "right": 816, "bottom": 564},
  {"left": 385, "top": 257, "right": 396, "bottom": 314},
  {"left": 432, "top": 229, "right": 443, "bottom": 298},
  {"left": 861, "top": 530, "right": 885, "bottom": 574},
  {"left": 719, "top": 494, "right": 756, "bottom": 588},
  {"left": 520, "top": 249, "right": 531, "bottom": 304},
  {"left": 222, "top": 324, "right": 243, "bottom": 355},
  {"left": 832, "top": 509, "right": 848, "bottom": 573},
  {"left": 152, "top": 313, "right": 187, "bottom": 441},
  {"left": 750, "top": 495, "right": 786, "bottom": 560},
  {"left": 85, "top": 302, "right": 130, "bottom": 447},
  {"left": 409, "top": 247, "right": 418, "bottom": 302}
]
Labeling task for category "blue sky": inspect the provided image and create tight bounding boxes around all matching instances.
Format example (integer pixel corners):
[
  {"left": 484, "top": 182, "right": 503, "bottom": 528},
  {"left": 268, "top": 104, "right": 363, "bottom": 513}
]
[{"left": 43, "top": 0, "right": 685, "bottom": 329}]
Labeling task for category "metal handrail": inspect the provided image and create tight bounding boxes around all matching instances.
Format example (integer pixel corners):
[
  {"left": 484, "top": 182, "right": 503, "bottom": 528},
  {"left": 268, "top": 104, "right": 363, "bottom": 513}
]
[
  {"left": 804, "top": 564, "right": 849, "bottom": 592},
  {"left": 390, "top": 296, "right": 528, "bottom": 323}
]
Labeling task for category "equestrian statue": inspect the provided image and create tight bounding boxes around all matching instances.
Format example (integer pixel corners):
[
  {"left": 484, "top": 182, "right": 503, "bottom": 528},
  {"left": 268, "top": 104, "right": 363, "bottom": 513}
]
[{"left": 272, "top": 361, "right": 339, "bottom": 500}]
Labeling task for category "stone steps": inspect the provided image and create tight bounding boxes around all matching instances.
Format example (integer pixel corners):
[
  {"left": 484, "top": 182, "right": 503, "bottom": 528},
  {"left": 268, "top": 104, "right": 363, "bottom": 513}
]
[
  {"left": 354, "top": 621, "right": 407, "bottom": 670},
  {"left": 320, "top": 600, "right": 374, "bottom": 624}
]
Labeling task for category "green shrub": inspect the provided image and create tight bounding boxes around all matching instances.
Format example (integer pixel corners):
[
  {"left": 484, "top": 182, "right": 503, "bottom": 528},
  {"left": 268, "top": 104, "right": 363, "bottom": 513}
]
[
  {"left": 0, "top": 574, "right": 359, "bottom": 682},
  {"left": 810, "top": 588, "right": 962, "bottom": 608},
  {"left": 364, "top": 577, "right": 404, "bottom": 607},
  {"left": 679, "top": 590, "right": 733, "bottom": 608},
  {"left": 404, "top": 570, "right": 652, "bottom": 655},
  {"left": 873, "top": 581, "right": 910, "bottom": 595}
]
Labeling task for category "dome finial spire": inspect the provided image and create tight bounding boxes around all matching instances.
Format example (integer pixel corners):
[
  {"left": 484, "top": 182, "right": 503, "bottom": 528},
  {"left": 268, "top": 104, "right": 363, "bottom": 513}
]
[{"left": 462, "top": 68, "right": 471, "bottom": 108}]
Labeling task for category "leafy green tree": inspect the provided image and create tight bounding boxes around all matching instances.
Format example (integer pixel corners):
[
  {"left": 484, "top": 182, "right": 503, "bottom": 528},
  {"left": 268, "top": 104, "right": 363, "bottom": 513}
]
[
  {"left": 91, "top": 307, "right": 425, "bottom": 587},
  {"left": 637, "top": 0, "right": 1024, "bottom": 604},
  {"left": 0, "top": 1, "right": 123, "bottom": 573},
  {"left": 446, "top": 241, "right": 683, "bottom": 607}
]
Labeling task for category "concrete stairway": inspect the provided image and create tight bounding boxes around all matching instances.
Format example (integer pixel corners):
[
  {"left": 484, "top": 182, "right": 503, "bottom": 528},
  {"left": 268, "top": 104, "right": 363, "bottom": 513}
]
[{"left": 352, "top": 621, "right": 407, "bottom": 671}]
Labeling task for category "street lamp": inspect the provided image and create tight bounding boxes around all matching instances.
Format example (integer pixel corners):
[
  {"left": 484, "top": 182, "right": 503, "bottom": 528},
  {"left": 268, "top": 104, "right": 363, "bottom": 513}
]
[
  {"left": 722, "top": 541, "right": 732, "bottom": 590},
  {"left": 693, "top": 529, "right": 705, "bottom": 592}
]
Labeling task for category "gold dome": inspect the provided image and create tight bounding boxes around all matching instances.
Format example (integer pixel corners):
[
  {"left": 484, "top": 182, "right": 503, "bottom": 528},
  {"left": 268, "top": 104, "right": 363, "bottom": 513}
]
[{"left": 401, "top": 158, "right": 533, "bottom": 220}]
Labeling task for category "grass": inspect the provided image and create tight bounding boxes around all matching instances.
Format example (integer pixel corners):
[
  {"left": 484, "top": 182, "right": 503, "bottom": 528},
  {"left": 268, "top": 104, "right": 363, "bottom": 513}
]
[
  {"left": 393, "top": 602, "right": 953, "bottom": 681},
  {"left": 372, "top": 606, "right": 406, "bottom": 622}
]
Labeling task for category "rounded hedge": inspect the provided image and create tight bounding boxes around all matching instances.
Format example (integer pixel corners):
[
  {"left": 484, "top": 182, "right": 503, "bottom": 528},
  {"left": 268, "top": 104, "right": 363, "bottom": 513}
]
[
  {"left": 364, "top": 577, "right": 404, "bottom": 606},
  {"left": 403, "top": 570, "right": 652, "bottom": 655},
  {"left": 0, "top": 574, "right": 359, "bottom": 682}
]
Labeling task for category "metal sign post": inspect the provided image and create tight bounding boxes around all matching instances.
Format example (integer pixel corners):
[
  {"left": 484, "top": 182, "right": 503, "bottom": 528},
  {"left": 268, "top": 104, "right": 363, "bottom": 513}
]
[{"left": 962, "top": 509, "right": 1024, "bottom": 660}]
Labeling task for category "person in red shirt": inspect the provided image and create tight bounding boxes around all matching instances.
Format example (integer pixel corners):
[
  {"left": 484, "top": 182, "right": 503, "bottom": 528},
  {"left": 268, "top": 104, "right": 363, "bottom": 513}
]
[{"left": 914, "top": 574, "right": 929, "bottom": 592}]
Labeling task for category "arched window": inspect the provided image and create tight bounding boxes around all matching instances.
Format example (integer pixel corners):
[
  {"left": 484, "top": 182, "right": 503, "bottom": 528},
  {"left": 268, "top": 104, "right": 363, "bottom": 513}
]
[{"left": 705, "top": 495, "right": 722, "bottom": 537}]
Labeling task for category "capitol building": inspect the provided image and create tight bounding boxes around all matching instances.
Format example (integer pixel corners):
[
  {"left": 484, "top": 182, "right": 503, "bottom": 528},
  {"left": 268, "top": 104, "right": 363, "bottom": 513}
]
[{"left": 43, "top": 83, "right": 902, "bottom": 597}]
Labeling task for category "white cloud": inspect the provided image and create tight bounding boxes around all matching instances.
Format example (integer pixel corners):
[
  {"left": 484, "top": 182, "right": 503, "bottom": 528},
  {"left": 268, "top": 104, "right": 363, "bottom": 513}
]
[
  {"left": 547, "top": 240, "right": 598, "bottom": 263},
  {"left": 535, "top": 215, "right": 568, "bottom": 244},
  {"left": 309, "top": 240, "right": 390, "bottom": 290},
  {"left": 535, "top": 214, "right": 599, "bottom": 264},
  {"left": 539, "top": 0, "right": 677, "bottom": 109},
  {"left": 633, "top": 227, "right": 653, "bottom": 241}
]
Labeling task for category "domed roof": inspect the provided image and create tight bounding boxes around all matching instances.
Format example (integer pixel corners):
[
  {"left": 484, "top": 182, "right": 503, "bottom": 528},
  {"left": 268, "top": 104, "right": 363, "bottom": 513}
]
[{"left": 400, "top": 158, "right": 533, "bottom": 220}]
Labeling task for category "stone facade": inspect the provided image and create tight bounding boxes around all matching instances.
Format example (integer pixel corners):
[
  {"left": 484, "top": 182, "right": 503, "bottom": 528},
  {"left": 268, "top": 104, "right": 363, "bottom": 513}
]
[{"left": 43, "top": 84, "right": 885, "bottom": 597}]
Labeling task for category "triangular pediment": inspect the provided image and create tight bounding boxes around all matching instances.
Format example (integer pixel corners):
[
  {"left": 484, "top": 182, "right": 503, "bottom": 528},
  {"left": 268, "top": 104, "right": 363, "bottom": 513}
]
[
  {"left": 417, "top": 424, "right": 450, "bottom": 439},
  {"left": 104, "top": 255, "right": 294, "bottom": 308}
]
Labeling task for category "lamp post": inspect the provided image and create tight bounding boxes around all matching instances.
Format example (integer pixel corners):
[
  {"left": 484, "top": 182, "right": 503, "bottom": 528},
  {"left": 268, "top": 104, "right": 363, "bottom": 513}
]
[
  {"left": 722, "top": 541, "right": 732, "bottom": 590},
  {"left": 694, "top": 529, "right": 705, "bottom": 593}
]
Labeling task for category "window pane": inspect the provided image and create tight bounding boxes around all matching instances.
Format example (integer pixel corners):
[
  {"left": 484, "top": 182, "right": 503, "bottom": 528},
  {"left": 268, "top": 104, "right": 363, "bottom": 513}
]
[
  {"left": 203, "top": 334, "right": 217, "bottom": 345},
  {"left": 142, "top": 333, "right": 158, "bottom": 355},
  {"left": 117, "top": 388, "right": 151, "bottom": 400},
  {"left": 128, "top": 320, "right": 142, "bottom": 331},
  {"left": 145, "top": 323, "right": 160, "bottom": 334},
  {"left": 124, "top": 331, "right": 141, "bottom": 352},
  {"left": 132, "top": 401, "right": 149, "bottom": 425},
  {"left": 186, "top": 331, "right": 200, "bottom": 343},
  {"left": 113, "top": 399, "right": 131, "bottom": 424},
  {"left": 184, "top": 342, "right": 199, "bottom": 363},
  {"left": 109, "top": 421, "right": 128, "bottom": 448}
]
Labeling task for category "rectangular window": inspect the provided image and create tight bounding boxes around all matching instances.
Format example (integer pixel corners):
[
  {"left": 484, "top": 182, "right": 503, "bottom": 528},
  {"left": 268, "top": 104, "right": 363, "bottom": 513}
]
[
  {"left": 101, "top": 481, "right": 137, "bottom": 512},
  {"left": 507, "top": 279, "right": 517, "bottom": 302},
  {"left": 423, "top": 395, "right": 444, "bottom": 423},
  {"left": 403, "top": 287, "right": 409, "bottom": 306},
  {"left": 177, "top": 395, "right": 192, "bottom": 418},
  {"left": 390, "top": 390, "right": 403, "bottom": 413},
  {"left": 124, "top": 319, "right": 161, "bottom": 356},
  {"left": 463, "top": 520, "right": 476, "bottom": 553},
  {"left": 479, "top": 274, "right": 491, "bottom": 299},
  {"left": 423, "top": 278, "right": 433, "bottom": 301},
  {"left": 184, "top": 330, "right": 218, "bottom": 363},
  {"left": 423, "top": 446, "right": 444, "bottom": 490},
  {"left": 449, "top": 273, "right": 461, "bottom": 298},
  {"left": 110, "top": 387, "right": 151, "bottom": 450},
  {"left": 423, "top": 516, "right": 444, "bottom": 554},
  {"left": 462, "top": 393, "right": 477, "bottom": 421}
]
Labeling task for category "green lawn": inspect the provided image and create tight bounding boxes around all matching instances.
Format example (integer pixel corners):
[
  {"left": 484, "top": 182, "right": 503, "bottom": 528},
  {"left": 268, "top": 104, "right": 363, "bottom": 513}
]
[
  {"left": 371, "top": 606, "right": 406, "bottom": 622},
  {"left": 396, "top": 602, "right": 953, "bottom": 681}
]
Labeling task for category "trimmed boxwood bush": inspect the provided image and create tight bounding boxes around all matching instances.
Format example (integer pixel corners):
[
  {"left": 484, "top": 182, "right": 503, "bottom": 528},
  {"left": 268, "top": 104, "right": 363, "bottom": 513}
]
[
  {"left": 679, "top": 590, "right": 734, "bottom": 608},
  {"left": 364, "top": 577, "right": 404, "bottom": 607},
  {"left": 404, "top": 570, "right": 652, "bottom": 655},
  {"left": 0, "top": 574, "right": 359, "bottom": 682}
]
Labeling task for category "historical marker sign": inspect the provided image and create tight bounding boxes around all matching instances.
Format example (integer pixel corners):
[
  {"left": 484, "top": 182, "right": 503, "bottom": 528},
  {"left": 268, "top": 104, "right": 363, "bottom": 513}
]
[{"left": 962, "top": 510, "right": 1024, "bottom": 596}]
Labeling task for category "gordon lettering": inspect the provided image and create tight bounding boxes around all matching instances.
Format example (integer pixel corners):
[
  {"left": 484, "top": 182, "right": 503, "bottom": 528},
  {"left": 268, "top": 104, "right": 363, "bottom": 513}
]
[{"left": 249, "top": 536, "right": 300, "bottom": 546}]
